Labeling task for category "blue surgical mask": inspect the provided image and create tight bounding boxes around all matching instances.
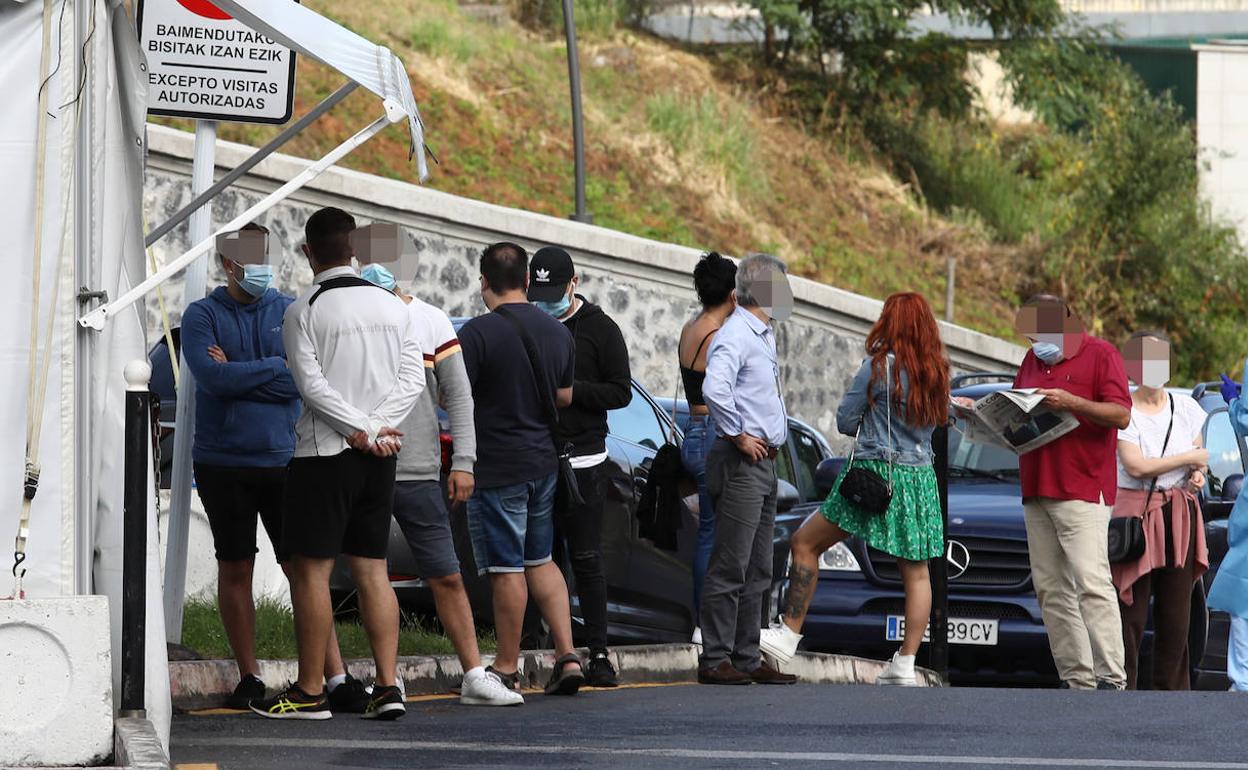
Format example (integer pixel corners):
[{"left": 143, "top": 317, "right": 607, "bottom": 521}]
[
  {"left": 1032, "top": 341, "right": 1063, "bottom": 365},
  {"left": 535, "top": 294, "right": 572, "bottom": 318},
  {"left": 234, "top": 263, "right": 274, "bottom": 298},
  {"left": 361, "top": 263, "right": 397, "bottom": 291}
]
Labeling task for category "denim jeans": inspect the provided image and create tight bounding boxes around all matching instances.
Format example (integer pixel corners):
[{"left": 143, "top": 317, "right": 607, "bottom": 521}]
[
  {"left": 1231, "top": 614, "right": 1248, "bottom": 692},
  {"left": 681, "top": 414, "right": 717, "bottom": 618},
  {"left": 466, "top": 473, "right": 557, "bottom": 576}
]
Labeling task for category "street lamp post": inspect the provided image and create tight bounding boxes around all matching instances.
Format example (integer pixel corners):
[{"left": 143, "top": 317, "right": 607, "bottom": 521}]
[{"left": 561, "top": 0, "right": 592, "bottom": 223}]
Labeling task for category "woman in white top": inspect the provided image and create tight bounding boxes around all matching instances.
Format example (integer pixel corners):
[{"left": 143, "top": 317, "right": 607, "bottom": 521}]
[{"left": 1112, "top": 330, "right": 1210, "bottom": 690}]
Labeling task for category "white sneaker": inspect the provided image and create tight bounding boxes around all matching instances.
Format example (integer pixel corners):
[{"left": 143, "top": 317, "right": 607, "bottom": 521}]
[
  {"left": 759, "top": 623, "right": 802, "bottom": 664},
  {"left": 691, "top": 627, "right": 703, "bottom": 646},
  {"left": 876, "top": 652, "right": 917, "bottom": 686},
  {"left": 461, "top": 669, "right": 524, "bottom": 706}
]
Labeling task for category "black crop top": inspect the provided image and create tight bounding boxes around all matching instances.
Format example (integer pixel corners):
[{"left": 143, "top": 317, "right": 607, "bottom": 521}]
[{"left": 679, "top": 330, "right": 717, "bottom": 407}]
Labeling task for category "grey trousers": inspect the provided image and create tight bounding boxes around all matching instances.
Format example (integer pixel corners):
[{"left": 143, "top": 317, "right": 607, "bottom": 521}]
[{"left": 698, "top": 437, "right": 778, "bottom": 671}]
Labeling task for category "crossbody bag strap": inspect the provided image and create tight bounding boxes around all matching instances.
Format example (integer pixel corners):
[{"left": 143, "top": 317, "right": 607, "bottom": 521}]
[
  {"left": 494, "top": 306, "right": 561, "bottom": 451},
  {"left": 1141, "top": 394, "right": 1176, "bottom": 516},
  {"left": 885, "top": 355, "right": 894, "bottom": 488}
]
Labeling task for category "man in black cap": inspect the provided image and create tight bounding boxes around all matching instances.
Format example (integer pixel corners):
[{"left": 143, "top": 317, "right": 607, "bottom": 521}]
[{"left": 529, "top": 246, "right": 632, "bottom": 687}]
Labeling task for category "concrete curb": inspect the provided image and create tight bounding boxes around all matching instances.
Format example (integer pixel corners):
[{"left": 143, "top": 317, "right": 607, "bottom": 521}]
[
  {"left": 113, "top": 718, "right": 170, "bottom": 770},
  {"left": 169, "top": 644, "right": 941, "bottom": 710}
]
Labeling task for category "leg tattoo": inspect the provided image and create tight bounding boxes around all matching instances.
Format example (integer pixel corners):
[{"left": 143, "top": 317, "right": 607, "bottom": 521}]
[{"left": 784, "top": 563, "right": 817, "bottom": 624}]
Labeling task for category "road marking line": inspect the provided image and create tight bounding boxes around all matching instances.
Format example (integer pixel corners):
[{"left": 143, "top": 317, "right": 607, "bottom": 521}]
[
  {"left": 174, "top": 764, "right": 219, "bottom": 769},
  {"left": 178, "top": 737, "right": 1248, "bottom": 769}
]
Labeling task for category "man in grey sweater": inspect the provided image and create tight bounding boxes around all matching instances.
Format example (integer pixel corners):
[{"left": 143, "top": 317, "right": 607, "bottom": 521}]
[{"left": 362, "top": 262, "right": 522, "bottom": 706}]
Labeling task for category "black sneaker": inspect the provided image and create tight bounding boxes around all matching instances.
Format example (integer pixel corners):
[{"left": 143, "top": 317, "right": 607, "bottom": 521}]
[
  {"left": 585, "top": 652, "right": 619, "bottom": 688},
  {"left": 249, "top": 684, "right": 332, "bottom": 720},
  {"left": 1096, "top": 680, "right": 1124, "bottom": 691},
  {"left": 225, "top": 674, "right": 266, "bottom": 710},
  {"left": 362, "top": 685, "right": 406, "bottom": 720},
  {"left": 486, "top": 665, "right": 521, "bottom": 692},
  {"left": 328, "top": 675, "right": 370, "bottom": 713}
]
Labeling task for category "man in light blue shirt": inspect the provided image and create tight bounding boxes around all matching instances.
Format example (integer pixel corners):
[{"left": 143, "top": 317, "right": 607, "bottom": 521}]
[{"left": 697, "top": 253, "right": 796, "bottom": 686}]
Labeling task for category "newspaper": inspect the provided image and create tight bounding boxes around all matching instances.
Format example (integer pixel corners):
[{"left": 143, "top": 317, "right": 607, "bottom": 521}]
[{"left": 952, "top": 388, "right": 1079, "bottom": 455}]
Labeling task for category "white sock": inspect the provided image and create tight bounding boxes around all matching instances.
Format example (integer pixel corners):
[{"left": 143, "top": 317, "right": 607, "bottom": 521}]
[
  {"left": 894, "top": 654, "right": 916, "bottom": 669},
  {"left": 463, "top": 666, "right": 486, "bottom": 682},
  {"left": 326, "top": 673, "right": 347, "bottom": 692}
]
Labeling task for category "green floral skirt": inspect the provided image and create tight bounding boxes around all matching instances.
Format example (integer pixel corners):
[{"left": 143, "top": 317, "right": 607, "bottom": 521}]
[{"left": 820, "top": 460, "right": 944, "bottom": 561}]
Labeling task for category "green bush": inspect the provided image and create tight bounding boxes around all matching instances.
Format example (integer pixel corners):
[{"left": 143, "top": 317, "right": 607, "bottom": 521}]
[
  {"left": 861, "top": 31, "right": 1248, "bottom": 381},
  {"left": 868, "top": 111, "right": 1048, "bottom": 243}
]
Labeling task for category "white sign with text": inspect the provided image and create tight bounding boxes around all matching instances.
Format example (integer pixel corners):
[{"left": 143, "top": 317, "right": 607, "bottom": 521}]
[{"left": 137, "top": 0, "right": 298, "bottom": 124}]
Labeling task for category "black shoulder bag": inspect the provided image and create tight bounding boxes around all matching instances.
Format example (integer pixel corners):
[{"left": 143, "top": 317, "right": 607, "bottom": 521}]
[
  {"left": 838, "top": 357, "right": 894, "bottom": 515},
  {"left": 494, "top": 306, "right": 585, "bottom": 512},
  {"left": 1108, "top": 394, "right": 1173, "bottom": 564}
]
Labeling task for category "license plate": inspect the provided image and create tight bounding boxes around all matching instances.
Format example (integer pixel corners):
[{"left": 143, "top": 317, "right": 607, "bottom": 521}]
[{"left": 885, "top": 615, "right": 998, "bottom": 646}]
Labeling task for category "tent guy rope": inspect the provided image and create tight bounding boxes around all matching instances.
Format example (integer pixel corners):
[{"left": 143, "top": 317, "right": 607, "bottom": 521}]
[{"left": 11, "top": 0, "right": 57, "bottom": 599}]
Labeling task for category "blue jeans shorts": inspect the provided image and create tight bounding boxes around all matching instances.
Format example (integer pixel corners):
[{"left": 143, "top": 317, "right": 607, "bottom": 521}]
[{"left": 466, "top": 473, "right": 557, "bottom": 576}]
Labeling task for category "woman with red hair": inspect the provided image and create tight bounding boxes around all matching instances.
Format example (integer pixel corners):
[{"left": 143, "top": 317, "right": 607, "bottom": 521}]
[{"left": 761, "top": 292, "right": 951, "bottom": 685}]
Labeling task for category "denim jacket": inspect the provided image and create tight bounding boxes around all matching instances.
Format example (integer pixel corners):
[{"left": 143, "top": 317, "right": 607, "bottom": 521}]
[{"left": 836, "top": 355, "right": 935, "bottom": 466}]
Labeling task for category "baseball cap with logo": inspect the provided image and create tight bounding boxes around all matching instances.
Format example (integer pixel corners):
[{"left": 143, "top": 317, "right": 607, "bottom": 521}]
[{"left": 527, "top": 246, "right": 576, "bottom": 302}]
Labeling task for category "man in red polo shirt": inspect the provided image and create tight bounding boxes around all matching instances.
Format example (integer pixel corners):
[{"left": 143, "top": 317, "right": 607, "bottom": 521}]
[{"left": 1014, "top": 294, "right": 1131, "bottom": 690}]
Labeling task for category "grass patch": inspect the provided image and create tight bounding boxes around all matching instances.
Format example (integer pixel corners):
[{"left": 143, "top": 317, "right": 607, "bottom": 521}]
[
  {"left": 645, "top": 92, "right": 760, "bottom": 196},
  {"left": 409, "top": 17, "right": 483, "bottom": 63},
  {"left": 181, "top": 596, "right": 495, "bottom": 660}
]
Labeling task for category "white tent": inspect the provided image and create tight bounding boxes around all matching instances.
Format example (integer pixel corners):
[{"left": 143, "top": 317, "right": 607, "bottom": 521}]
[
  {"left": 1, "top": 0, "right": 169, "bottom": 744},
  {"left": 1, "top": 0, "right": 427, "bottom": 756}
]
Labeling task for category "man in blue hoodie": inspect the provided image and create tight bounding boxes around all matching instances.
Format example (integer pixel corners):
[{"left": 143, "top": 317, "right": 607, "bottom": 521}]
[{"left": 181, "top": 223, "right": 364, "bottom": 712}]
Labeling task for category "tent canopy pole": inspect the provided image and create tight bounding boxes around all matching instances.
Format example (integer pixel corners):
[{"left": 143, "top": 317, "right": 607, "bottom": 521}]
[
  {"left": 144, "top": 81, "right": 358, "bottom": 249},
  {"left": 78, "top": 107, "right": 401, "bottom": 332}
]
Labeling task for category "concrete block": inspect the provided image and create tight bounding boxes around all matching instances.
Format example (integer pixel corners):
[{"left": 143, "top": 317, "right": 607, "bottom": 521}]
[{"left": 0, "top": 597, "right": 113, "bottom": 767}]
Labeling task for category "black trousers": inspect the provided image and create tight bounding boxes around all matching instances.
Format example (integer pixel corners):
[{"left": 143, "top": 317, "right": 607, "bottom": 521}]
[
  {"left": 553, "top": 462, "right": 609, "bottom": 654},
  {"left": 1120, "top": 507, "right": 1198, "bottom": 691}
]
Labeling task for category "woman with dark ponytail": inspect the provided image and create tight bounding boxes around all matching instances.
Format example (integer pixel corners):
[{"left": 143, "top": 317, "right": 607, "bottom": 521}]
[{"left": 678, "top": 253, "right": 737, "bottom": 644}]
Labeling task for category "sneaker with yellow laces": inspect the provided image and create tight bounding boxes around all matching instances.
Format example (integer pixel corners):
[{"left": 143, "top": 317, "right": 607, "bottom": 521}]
[{"left": 249, "top": 684, "right": 333, "bottom": 720}]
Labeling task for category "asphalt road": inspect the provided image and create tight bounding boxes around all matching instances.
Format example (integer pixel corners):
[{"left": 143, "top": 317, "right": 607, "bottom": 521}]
[{"left": 171, "top": 682, "right": 1248, "bottom": 770}]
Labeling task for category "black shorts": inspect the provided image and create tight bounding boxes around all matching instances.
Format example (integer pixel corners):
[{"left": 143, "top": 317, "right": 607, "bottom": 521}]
[
  {"left": 282, "top": 450, "right": 397, "bottom": 560},
  {"left": 194, "top": 463, "right": 287, "bottom": 563}
]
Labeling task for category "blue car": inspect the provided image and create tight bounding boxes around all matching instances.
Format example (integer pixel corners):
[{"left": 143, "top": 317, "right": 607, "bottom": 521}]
[{"left": 777, "top": 374, "right": 1245, "bottom": 687}]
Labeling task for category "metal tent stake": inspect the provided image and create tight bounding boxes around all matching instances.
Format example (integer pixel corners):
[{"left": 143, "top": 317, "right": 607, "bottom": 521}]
[{"left": 121, "top": 361, "right": 152, "bottom": 717}]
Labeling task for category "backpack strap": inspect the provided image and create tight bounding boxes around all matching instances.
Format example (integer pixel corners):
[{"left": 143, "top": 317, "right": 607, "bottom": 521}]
[
  {"left": 308, "top": 275, "right": 392, "bottom": 306},
  {"left": 494, "top": 305, "right": 562, "bottom": 453}
]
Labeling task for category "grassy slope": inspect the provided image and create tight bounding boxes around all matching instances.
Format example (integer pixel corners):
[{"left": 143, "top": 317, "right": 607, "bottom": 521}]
[{"left": 156, "top": 0, "right": 1019, "bottom": 338}]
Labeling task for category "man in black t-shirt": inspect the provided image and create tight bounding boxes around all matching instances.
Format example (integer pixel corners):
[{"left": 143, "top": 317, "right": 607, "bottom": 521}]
[{"left": 458, "top": 242, "right": 585, "bottom": 697}]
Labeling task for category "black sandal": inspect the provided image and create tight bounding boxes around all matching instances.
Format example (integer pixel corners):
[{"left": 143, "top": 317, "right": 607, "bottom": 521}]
[
  {"left": 543, "top": 653, "right": 585, "bottom": 696},
  {"left": 485, "top": 665, "right": 521, "bottom": 692}
]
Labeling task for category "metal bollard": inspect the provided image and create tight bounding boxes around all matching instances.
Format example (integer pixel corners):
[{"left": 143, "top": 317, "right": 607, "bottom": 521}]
[
  {"left": 121, "top": 360, "right": 152, "bottom": 717},
  {"left": 928, "top": 425, "right": 950, "bottom": 681}
]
